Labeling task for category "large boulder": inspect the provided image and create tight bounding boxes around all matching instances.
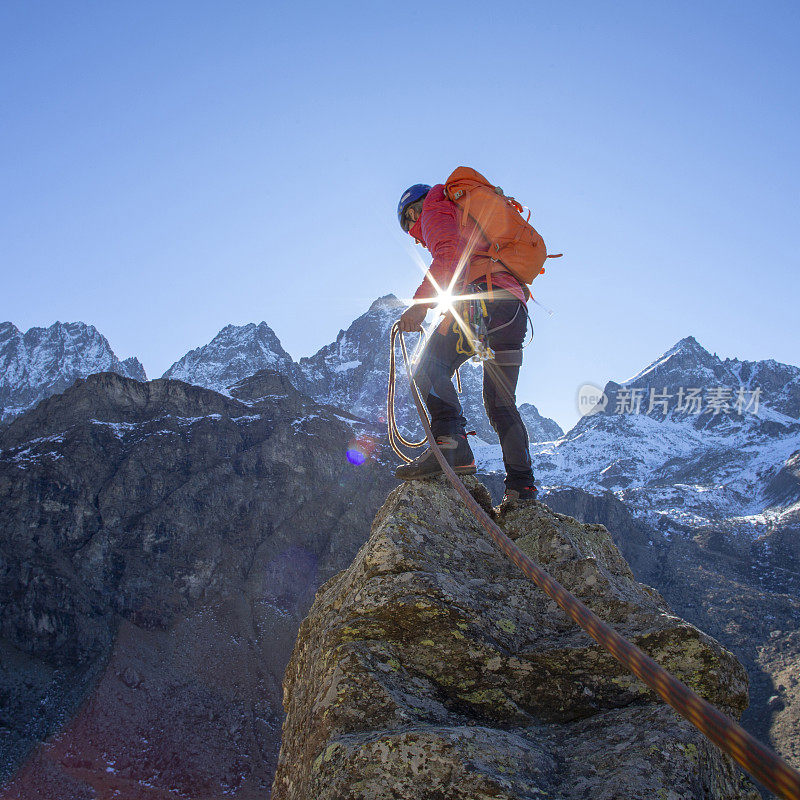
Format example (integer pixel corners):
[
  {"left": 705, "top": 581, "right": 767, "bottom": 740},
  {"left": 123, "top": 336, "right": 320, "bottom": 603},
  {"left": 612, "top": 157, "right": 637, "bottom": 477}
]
[{"left": 272, "top": 477, "right": 759, "bottom": 800}]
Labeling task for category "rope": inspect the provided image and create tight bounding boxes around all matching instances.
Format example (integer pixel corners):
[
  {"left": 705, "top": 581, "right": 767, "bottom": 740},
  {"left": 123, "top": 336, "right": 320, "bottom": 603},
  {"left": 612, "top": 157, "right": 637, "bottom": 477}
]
[
  {"left": 389, "top": 321, "right": 800, "bottom": 800},
  {"left": 387, "top": 324, "right": 427, "bottom": 463}
]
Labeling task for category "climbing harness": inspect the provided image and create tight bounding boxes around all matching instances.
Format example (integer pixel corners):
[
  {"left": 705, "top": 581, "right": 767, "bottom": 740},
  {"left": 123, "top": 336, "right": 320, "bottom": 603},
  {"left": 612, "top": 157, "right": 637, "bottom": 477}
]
[
  {"left": 388, "top": 321, "right": 800, "bottom": 800},
  {"left": 458, "top": 285, "right": 535, "bottom": 359}
]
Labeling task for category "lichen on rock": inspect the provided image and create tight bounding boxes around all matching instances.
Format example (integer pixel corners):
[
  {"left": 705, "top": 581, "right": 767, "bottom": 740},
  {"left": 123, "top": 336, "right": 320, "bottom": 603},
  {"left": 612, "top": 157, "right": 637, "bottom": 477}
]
[{"left": 272, "top": 477, "right": 760, "bottom": 799}]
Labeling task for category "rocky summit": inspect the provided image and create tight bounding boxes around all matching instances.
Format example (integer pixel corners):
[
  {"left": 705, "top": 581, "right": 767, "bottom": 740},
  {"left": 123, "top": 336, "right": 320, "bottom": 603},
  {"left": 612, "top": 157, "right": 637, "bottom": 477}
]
[{"left": 272, "top": 477, "right": 760, "bottom": 800}]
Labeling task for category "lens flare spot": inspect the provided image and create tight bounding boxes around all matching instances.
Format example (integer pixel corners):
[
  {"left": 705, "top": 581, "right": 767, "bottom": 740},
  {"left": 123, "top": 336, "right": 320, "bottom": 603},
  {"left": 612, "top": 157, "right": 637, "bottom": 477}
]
[
  {"left": 346, "top": 435, "right": 376, "bottom": 466},
  {"left": 346, "top": 448, "right": 366, "bottom": 466}
]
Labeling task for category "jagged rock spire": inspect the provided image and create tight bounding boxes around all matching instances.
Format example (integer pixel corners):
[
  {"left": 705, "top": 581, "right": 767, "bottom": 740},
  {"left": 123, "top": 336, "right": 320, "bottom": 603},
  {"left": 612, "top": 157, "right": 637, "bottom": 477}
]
[{"left": 272, "top": 477, "right": 758, "bottom": 799}]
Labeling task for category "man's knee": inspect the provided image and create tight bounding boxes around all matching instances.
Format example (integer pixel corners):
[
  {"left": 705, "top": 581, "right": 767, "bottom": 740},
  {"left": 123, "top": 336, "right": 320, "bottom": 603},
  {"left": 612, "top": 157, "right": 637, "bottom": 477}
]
[
  {"left": 412, "top": 365, "right": 433, "bottom": 398},
  {"left": 484, "top": 374, "right": 519, "bottom": 414},
  {"left": 485, "top": 390, "right": 514, "bottom": 421},
  {"left": 487, "top": 401, "right": 521, "bottom": 432}
]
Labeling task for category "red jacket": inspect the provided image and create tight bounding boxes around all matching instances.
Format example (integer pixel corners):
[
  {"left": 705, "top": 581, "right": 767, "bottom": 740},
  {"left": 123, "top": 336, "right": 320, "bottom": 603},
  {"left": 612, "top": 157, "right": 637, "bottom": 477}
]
[{"left": 409, "top": 184, "right": 526, "bottom": 304}]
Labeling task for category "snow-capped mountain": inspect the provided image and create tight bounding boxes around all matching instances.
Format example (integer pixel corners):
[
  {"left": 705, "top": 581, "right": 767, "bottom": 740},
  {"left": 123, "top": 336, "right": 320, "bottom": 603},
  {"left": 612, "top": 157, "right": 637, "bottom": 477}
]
[
  {"left": 474, "top": 335, "right": 800, "bottom": 535},
  {"left": 161, "top": 322, "right": 296, "bottom": 394},
  {"left": 297, "top": 295, "right": 404, "bottom": 416},
  {"left": 14, "top": 311, "right": 797, "bottom": 535},
  {"left": 619, "top": 335, "right": 800, "bottom": 419},
  {"left": 297, "top": 294, "right": 436, "bottom": 436},
  {"left": 163, "top": 297, "right": 562, "bottom": 445},
  {"left": 519, "top": 402, "right": 563, "bottom": 443},
  {"left": 0, "top": 321, "right": 146, "bottom": 424}
]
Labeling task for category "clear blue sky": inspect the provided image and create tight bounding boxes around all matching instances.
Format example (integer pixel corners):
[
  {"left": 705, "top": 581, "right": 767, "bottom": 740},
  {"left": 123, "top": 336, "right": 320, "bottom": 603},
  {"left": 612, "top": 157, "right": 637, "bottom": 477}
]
[{"left": 2, "top": 1, "right": 798, "bottom": 431}]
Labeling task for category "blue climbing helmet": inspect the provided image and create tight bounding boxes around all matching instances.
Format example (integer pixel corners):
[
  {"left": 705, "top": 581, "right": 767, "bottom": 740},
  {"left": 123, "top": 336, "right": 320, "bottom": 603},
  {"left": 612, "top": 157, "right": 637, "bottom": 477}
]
[{"left": 397, "top": 184, "right": 431, "bottom": 232}]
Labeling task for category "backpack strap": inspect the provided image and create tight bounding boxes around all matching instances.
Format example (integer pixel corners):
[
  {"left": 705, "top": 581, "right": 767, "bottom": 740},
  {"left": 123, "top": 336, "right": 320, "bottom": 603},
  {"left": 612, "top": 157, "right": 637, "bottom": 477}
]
[{"left": 460, "top": 192, "right": 471, "bottom": 228}]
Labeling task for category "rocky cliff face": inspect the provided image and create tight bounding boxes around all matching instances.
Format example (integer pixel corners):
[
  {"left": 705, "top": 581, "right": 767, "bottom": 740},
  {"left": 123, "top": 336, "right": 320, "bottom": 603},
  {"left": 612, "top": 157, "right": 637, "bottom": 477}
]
[
  {"left": 272, "top": 477, "right": 759, "bottom": 800},
  {"left": 0, "top": 321, "right": 146, "bottom": 424},
  {"left": 0, "top": 370, "right": 397, "bottom": 798}
]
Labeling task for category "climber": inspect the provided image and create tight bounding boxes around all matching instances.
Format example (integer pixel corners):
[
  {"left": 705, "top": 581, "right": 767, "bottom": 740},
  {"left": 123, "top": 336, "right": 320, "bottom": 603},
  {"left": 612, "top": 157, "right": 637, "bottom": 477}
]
[{"left": 395, "top": 174, "right": 538, "bottom": 509}]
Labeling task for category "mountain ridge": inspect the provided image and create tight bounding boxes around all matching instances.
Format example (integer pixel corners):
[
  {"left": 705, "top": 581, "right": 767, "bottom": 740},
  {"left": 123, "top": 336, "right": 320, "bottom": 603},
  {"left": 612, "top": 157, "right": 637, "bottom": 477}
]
[
  {"left": 0, "top": 321, "right": 147, "bottom": 424},
  {"left": 7, "top": 305, "right": 799, "bottom": 444},
  {"left": 0, "top": 368, "right": 398, "bottom": 796}
]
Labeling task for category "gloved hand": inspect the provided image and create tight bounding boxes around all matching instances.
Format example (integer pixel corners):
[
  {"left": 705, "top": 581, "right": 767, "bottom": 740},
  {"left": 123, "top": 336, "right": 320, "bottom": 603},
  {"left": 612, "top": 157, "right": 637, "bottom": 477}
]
[{"left": 398, "top": 303, "right": 428, "bottom": 333}]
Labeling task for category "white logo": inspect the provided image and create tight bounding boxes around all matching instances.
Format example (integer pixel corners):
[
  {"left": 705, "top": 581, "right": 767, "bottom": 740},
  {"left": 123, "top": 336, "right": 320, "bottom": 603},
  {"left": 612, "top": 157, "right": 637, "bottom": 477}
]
[{"left": 577, "top": 383, "right": 608, "bottom": 416}]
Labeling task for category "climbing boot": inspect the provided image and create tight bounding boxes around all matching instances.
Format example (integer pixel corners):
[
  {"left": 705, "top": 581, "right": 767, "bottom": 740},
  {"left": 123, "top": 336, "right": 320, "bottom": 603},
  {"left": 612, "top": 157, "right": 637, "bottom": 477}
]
[
  {"left": 497, "top": 484, "right": 538, "bottom": 514},
  {"left": 394, "top": 434, "right": 476, "bottom": 480}
]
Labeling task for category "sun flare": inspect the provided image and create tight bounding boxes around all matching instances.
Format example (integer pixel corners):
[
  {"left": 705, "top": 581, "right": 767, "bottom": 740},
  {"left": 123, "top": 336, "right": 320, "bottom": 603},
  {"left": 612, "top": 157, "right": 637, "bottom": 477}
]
[{"left": 433, "top": 290, "right": 455, "bottom": 316}]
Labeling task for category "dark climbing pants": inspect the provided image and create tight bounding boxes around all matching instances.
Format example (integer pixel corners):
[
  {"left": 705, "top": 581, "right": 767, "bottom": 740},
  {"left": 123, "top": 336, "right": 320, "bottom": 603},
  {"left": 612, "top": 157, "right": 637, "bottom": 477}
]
[{"left": 412, "top": 293, "right": 535, "bottom": 490}]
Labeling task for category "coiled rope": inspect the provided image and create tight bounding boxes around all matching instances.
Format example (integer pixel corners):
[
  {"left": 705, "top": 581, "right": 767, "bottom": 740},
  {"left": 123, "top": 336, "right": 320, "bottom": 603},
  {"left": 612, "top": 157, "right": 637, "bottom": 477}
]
[
  {"left": 389, "top": 321, "right": 800, "bottom": 800},
  {"left": 387, "top": 324, "right": 427, "bottom": 463}
]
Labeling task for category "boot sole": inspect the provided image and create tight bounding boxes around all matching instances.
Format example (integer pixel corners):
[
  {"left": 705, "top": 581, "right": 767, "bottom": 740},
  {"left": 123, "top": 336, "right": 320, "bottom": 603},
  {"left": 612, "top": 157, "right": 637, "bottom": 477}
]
[{"left": 395, "top": 463, "right": 477, "bottom": 480}]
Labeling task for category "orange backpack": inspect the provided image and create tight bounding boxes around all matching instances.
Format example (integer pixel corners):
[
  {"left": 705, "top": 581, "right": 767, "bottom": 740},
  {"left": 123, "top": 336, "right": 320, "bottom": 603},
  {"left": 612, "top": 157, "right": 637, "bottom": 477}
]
[{"left": 444, "top": 166, "right": 560, "bottom": 291}]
